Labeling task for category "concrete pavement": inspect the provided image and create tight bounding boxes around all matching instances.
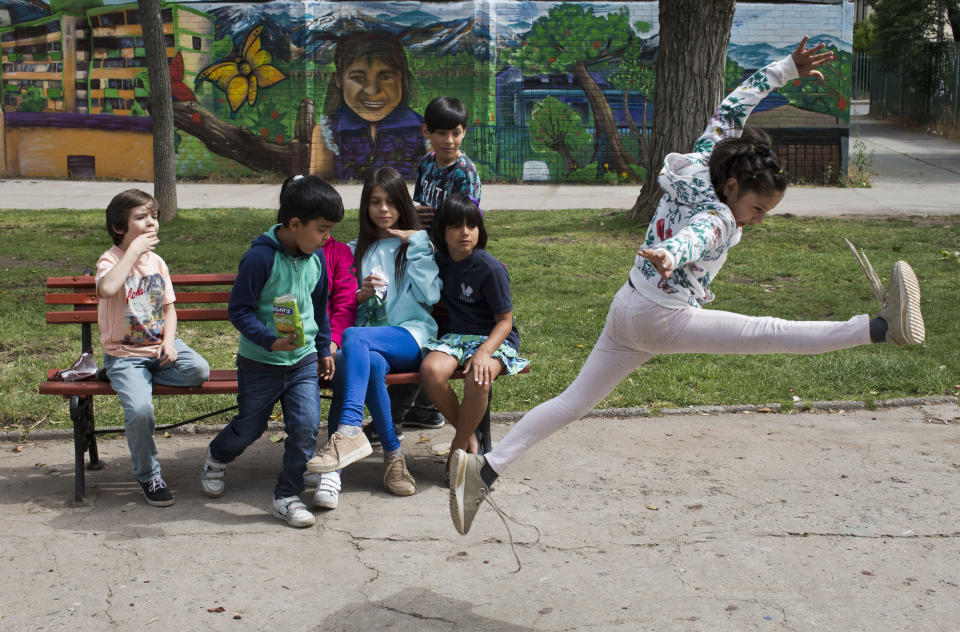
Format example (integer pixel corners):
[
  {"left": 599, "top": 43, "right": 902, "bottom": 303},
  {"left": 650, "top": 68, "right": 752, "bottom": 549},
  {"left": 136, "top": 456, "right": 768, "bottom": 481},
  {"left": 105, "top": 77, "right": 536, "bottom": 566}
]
[
  {"left": 1, "top": 116, "right": 958, "bottom": 215},
  {"left": 2, "top": 403, "right": 959, "bottom": 630}
]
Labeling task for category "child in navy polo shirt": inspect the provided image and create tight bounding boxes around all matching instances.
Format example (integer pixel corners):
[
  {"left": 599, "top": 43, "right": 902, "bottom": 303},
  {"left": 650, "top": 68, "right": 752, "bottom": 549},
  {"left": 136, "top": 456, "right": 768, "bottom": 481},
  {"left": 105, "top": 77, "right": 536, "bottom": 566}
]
[{"left": 418, "top": 194, "right": 528, "bottom": 463}]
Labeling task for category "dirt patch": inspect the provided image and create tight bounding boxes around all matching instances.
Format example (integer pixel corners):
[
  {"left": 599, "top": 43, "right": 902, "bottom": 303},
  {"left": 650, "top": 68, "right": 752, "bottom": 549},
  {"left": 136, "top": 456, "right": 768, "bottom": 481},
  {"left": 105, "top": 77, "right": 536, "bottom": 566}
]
[{"left": 539, "top": 236, "right": 579, "bottom": 245}]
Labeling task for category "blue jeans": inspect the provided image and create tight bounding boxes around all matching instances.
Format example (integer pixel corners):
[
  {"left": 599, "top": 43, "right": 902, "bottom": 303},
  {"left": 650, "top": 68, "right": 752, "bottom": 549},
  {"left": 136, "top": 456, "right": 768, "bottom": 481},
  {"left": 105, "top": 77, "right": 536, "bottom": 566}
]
[
  {"left": 104, "top": 339, "right": 210, "bottom": 482},
  {"left": 329, "top": 326, "right": 421, "bottom": 453},
  {"left": 209, "top": 360, "right": 320, "bottom": 499}
]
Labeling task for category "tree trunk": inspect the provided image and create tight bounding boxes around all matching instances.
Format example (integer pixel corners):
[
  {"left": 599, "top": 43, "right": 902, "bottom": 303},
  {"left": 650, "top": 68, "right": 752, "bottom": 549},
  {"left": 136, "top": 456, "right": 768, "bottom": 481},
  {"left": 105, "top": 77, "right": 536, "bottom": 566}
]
[
  {"left": 139, "top": 0, "right": 177, "bottom": 222},
  {"left": 547, "top": 141, "right": 579, "bottom": 177},
  {"left": 628, "top": 0, "right": 737, "bottom": 222},
  {"left": 947, "top": 2, "right": 960, "bottom": 42},
  {"left": 623, "top": 91, "right": 648, "bottom": 166},
  {"left": 173, "top": 101, "right": 309, "bottom": 174},
  {"left": 570, "top": 62, "right": 635, "bottom": 177}
]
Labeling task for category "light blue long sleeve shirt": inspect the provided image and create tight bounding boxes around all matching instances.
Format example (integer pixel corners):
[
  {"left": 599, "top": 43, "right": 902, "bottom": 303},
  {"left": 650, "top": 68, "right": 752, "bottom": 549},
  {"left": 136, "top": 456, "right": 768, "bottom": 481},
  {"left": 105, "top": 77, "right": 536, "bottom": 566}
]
[{"left": 350, "top": 230, "right": 442, "bottom": 347}]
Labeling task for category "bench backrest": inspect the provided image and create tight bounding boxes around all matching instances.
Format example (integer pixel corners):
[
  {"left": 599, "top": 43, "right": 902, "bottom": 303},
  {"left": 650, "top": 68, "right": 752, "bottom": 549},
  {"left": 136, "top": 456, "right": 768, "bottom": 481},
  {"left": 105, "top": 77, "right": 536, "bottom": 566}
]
[{"left": 45, "top": 273, "right": 237, "bottom": 325}]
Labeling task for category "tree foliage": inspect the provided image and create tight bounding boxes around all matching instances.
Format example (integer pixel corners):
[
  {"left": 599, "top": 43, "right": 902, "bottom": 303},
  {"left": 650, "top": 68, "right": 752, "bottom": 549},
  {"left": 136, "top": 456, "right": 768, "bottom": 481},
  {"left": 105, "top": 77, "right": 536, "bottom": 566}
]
[
  {"left": 869, "top": 0, "right": 960, "bottom": 62},
  {"left": 529, "top": 96, "right": 592, "bottom": 176}
]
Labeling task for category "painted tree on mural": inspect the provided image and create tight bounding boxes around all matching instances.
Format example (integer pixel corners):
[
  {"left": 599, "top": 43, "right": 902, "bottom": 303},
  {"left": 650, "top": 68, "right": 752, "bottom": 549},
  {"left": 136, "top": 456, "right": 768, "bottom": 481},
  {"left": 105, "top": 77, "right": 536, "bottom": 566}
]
[
  {"left": 529, "top": 97, "right": 592, "bottom": 177},
  {"left": 608, "top": 41, "right": 655, "bottom": 167},
  {"left": 503, "top": 4, "right": 640, "bottom": 179},
  {"left": 629, "top": 0, "right": 737, "bottom": 222}
]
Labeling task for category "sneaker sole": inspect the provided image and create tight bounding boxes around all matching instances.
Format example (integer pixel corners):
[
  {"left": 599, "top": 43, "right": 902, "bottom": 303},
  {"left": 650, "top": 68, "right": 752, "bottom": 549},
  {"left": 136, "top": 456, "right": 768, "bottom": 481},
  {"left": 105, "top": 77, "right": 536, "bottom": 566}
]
[
  {"left": 449, "top": 450, "right": 468, "bottom": 535},
  {"left": 200, "top": 485, "right": 224, "bottom": 498},
  {"left": 402, "top": 420, "right": 444, "bottom": 429},
  {"left": 312, "top": 495, "right": 338, "bottom": 510},
  {"left": 271, "top": 508, "right": 315, "bottom": 528},
  {"left": 306, "top": 442, "right": 373, "bottom": 473},
  {"left": 143, "top": 495, "right": 175, "bottom": 507},
  {"left": 891, "top": 261, "right": 925, "bottom": 345}
]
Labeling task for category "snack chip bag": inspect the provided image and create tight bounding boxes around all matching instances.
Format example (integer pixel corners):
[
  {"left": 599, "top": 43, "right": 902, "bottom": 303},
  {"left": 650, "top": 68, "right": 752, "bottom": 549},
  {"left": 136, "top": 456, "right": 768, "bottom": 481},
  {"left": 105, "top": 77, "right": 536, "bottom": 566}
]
[{"left": 273, "top": 294, "right": 305, "bottom": 347}]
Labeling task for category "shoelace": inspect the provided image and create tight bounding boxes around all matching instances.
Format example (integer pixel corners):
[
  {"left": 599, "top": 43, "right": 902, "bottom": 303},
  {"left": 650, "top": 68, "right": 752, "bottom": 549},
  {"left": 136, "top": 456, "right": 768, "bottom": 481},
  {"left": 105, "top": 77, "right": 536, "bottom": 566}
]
[
  {"left": 480, "top": 491, "right": 542, "bottom": 573},
  {"left": 147, "top": 476, "right": 167, "bottom": 493},
  {"left": 845, "top": 238, "right": 885, "bottom": 305}
]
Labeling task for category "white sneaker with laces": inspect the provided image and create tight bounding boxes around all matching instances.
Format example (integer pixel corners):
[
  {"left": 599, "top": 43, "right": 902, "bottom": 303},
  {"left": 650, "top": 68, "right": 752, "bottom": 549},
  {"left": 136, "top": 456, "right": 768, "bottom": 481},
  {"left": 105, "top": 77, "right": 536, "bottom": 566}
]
[
  {"left": 312, "top": 471, "right": 341, "bottom": 509},
  {"left": 272, "top": 495, "right": 315, "bottom": 528}
]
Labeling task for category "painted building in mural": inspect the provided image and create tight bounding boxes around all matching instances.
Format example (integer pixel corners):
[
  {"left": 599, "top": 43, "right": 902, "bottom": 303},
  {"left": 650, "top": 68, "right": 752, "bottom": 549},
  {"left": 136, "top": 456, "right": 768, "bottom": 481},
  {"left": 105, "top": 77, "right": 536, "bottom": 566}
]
[{"left": 0, "top": 0, "right": 854, "bottom": 185}]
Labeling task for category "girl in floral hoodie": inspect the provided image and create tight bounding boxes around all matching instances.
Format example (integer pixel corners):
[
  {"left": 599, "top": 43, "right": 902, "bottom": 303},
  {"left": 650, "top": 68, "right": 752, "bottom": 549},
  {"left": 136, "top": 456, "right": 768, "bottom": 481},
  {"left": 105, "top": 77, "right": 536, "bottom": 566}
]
[{"left": 448, "top": 38, "right": 927, "bottom": 537}]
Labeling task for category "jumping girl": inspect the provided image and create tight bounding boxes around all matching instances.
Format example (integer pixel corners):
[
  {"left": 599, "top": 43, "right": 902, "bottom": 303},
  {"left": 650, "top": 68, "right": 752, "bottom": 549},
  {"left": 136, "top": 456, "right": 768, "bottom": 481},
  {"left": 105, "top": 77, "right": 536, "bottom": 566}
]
[
  {"left": 448, "top": 38, "right": 925, "bottom": 536},
  {"left": 418, "top": 194, "right": 528, "bottom": 468},
  {"left": 307, "top": 167, "right": 441, "bottom": 505}
]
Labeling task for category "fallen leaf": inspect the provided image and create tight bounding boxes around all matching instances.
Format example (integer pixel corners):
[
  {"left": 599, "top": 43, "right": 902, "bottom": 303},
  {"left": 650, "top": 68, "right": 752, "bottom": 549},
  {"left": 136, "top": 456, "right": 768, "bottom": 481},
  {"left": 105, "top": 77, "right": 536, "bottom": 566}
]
[
  {"left": 268, "top": 435, "right": 283, "bottom": 443},
  {"left": 207, "top": 606, "right": 226, "bottom": 613},
  {"left": 416, "top": 437, "right": 429, "bottom": 444},
  {"left": 162, "top": 431, "right": 171, "bottom": 438},
  {"left": 861, "top": 570, "right": 874, "bottom": 576},
  {"left": 13, "top": 445, "right": 23, "bottom": 453},
  {"left": 757, "top": 407, "right": 772, "bottom": 413},
  {"left": 233, "top": 615, "right": 242, "bottom": 620},
  {"left": 646, "top": 504, "right": 659, "bottom": 511},
  {"left": 146, "top": 618, "right": 158, "bottom": 625}
]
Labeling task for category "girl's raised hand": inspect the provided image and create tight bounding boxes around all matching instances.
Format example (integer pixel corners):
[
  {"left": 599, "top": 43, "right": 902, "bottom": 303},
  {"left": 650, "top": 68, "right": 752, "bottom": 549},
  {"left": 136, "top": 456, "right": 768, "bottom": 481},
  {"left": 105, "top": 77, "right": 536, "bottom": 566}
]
[
  {"left": 791, "top": 36, "right": 834, "bottom": 80},
  {"left": 385, "top": 228, "right": 418, "bottom": 243},
  {"left": 637, "top": 248, "right": 674, "bottom": 281}
]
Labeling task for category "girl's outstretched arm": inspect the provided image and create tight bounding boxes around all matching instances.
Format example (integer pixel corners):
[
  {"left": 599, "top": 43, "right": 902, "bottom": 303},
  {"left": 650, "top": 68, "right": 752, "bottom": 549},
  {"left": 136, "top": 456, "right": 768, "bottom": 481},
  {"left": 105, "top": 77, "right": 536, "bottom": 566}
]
[{"left": 692, "top": 36, "right": 832, "bottom": 156}]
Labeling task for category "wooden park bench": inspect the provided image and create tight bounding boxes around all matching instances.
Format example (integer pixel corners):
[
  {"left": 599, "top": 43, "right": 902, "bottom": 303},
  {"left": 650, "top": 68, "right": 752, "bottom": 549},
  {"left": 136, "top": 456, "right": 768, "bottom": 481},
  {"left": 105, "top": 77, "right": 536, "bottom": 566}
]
[{"left": 38, "top": 272, "right": 528, "bottom": 501}]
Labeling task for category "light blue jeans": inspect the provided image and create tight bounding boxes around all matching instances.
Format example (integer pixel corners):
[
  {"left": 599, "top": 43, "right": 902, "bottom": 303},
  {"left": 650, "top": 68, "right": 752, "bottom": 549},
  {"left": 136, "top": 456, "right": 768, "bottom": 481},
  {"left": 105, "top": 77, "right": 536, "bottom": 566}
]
[{"left": 104, "top": 339, "right": 210, "bottom": 482}]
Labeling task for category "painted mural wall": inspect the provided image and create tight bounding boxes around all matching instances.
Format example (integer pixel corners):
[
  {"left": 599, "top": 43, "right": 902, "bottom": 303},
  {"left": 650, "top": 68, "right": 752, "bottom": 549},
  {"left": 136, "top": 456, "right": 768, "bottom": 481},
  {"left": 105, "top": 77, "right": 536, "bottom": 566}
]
[{"left": 0, "top": 0, "right": 853, "bottom": 184}]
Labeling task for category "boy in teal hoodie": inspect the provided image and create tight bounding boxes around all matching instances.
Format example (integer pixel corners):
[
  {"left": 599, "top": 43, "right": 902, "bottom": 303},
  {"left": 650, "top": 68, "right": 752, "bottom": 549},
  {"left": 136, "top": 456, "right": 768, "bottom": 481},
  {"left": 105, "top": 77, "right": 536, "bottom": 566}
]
[{"left": 202, "top": 175, "right": 342, "bottom": 528}]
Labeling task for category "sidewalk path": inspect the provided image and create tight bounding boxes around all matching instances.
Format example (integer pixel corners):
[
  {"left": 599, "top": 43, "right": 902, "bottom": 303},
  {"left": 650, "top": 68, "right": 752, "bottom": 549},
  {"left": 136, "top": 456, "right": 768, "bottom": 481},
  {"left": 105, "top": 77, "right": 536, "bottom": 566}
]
[
  {"left": 2, "top": 404, "right": 958, "bottom": 630},
  {"left": 2, "top": 117, "right": 957, "bottom": 215}
]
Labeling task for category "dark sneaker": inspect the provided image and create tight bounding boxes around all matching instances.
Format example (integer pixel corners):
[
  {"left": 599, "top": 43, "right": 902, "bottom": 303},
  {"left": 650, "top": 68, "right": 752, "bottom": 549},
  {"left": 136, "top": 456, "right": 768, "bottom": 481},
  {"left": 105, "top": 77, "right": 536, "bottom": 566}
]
[
  {"left": 363, "top": 422, "right": 404, "bottom": 447},
  {"left": 403, "top": 407, "right": 445, "bottom": 429},
  {"left": 846, "top": 239, "right": 925, "bottom": 345},
  {"left": 139, "top": 474, "right": 174, "bottom": 507}
]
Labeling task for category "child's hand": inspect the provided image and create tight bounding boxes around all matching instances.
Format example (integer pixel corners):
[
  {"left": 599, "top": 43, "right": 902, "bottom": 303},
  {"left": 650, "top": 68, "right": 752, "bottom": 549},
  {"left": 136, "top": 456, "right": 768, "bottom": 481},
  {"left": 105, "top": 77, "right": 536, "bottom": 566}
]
[
  {"left": 129, "top": 231, "right": 159, "bottom": 257},
  {"left": 385, "top": 228, "right": 418, "bottom": 243},
  {"left": 357, "top": 274, "right": 386, "bottom": 303},
  {"left": 157, "top": 338, "right": 177, "bottom": 367},
  {"left": 464, "top": 351, "right": 498, "bottom": 386},
  {"left": 414, "top": 205, "right": 435, "bottom": 225},
  {"left": 791, "top": 36, "right": 834, "bottom": 80},
  {"left": 638, "top": 249, "right": 674, "bottom": 281},
  {"left": 318, "top": 355, "right": 335, "bottom": 381},
  {"left": 270, "top": 334, "right": 299, "bottom": 352}
]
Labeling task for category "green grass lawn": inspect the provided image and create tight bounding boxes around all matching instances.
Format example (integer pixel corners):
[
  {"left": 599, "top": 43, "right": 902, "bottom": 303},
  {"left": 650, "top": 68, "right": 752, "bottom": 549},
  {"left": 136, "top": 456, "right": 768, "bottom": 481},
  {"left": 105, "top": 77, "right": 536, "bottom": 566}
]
[{"left": 1, "top": 207, "right": 957, "bottom": 432}]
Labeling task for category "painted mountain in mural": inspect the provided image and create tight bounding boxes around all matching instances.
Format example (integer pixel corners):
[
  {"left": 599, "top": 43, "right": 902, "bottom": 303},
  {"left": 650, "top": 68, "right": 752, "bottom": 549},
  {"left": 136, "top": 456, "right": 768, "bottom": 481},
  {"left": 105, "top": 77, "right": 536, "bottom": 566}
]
[
  {"left": 0, "top": 0, "right": 51, "bottom": 24},
  {"left": 728, "top": 34, "right": 850, "bottom": 69}
]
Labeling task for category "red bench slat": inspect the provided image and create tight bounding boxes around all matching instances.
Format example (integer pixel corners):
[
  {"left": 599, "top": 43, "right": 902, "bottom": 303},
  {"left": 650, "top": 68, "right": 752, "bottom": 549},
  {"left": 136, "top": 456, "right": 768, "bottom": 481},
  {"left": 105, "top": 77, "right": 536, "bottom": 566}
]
[{"left": 47, "top": 307, "right": 230, "bottom": 324}]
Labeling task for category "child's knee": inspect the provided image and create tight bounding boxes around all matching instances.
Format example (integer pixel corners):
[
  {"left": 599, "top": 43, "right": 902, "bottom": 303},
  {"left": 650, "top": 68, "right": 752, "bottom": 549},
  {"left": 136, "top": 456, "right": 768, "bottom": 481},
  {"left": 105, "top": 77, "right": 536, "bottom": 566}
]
[
  {"left": 419, "top": 356, "right": 448, "bottom": 386},
  {"left": 124, "top": 402, "right": 155, "bottom": 428},
  {"left": 369, "top": 353, "right": 388, "bottom": 378},
  {"left": 187, "top": 358, "right": 210, "bottom": 384}
]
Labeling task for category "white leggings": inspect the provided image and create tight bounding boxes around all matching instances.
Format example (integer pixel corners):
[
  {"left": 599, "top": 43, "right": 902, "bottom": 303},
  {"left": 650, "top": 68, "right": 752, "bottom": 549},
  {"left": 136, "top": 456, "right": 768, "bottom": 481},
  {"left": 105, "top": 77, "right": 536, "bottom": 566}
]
[{"left": 485, "top": 282, "right": 871, "bottom": 474}]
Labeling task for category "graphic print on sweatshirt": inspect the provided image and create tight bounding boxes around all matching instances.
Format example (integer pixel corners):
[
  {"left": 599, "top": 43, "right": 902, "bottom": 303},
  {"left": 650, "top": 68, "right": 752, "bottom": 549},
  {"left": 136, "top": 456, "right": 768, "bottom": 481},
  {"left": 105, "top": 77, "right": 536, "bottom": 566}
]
[{"left": 122, "top": 273, "right": 165, "bottom": 345}]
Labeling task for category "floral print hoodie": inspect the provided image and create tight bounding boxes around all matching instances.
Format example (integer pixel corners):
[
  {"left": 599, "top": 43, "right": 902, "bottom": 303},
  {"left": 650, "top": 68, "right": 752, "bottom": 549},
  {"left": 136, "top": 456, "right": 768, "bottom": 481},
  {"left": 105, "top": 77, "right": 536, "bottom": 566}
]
[{"left": 629, "top": 54, "right": 799, "bottom": 309}]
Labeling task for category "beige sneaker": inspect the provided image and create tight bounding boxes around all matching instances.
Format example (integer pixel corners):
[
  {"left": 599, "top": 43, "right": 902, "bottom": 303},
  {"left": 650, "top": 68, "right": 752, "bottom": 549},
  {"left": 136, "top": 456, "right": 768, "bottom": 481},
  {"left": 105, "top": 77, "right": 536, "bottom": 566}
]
[
  {"left": 383, "top": 454, "right": 416, "bottom": 496},
  {"left": 306, "top": 431, "right": 372, "bottom": 474},
  {"left": 845, "top": 239, "right": 925, "bottom": 345}
]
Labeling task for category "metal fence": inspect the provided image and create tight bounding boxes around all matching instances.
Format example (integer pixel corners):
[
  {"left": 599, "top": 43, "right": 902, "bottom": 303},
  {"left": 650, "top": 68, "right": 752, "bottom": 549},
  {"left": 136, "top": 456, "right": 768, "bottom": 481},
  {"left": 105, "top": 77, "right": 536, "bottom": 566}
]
[
  {"left": 870, "top": 42, "right": 960, "bottom": 129},
  {"left": 853, "top": 53, "right": 871, "bottom": 100}
]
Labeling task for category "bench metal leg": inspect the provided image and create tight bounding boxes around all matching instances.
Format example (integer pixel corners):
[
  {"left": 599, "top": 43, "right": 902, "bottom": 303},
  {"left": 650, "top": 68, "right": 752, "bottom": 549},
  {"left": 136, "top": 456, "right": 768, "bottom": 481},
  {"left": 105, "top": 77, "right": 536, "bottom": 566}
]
[
  {"left": 69, "top": 395, "right": 100, "bottom": 502},
  {"left": 478, "top": 388, "right": 493, "bottom": 454}
]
